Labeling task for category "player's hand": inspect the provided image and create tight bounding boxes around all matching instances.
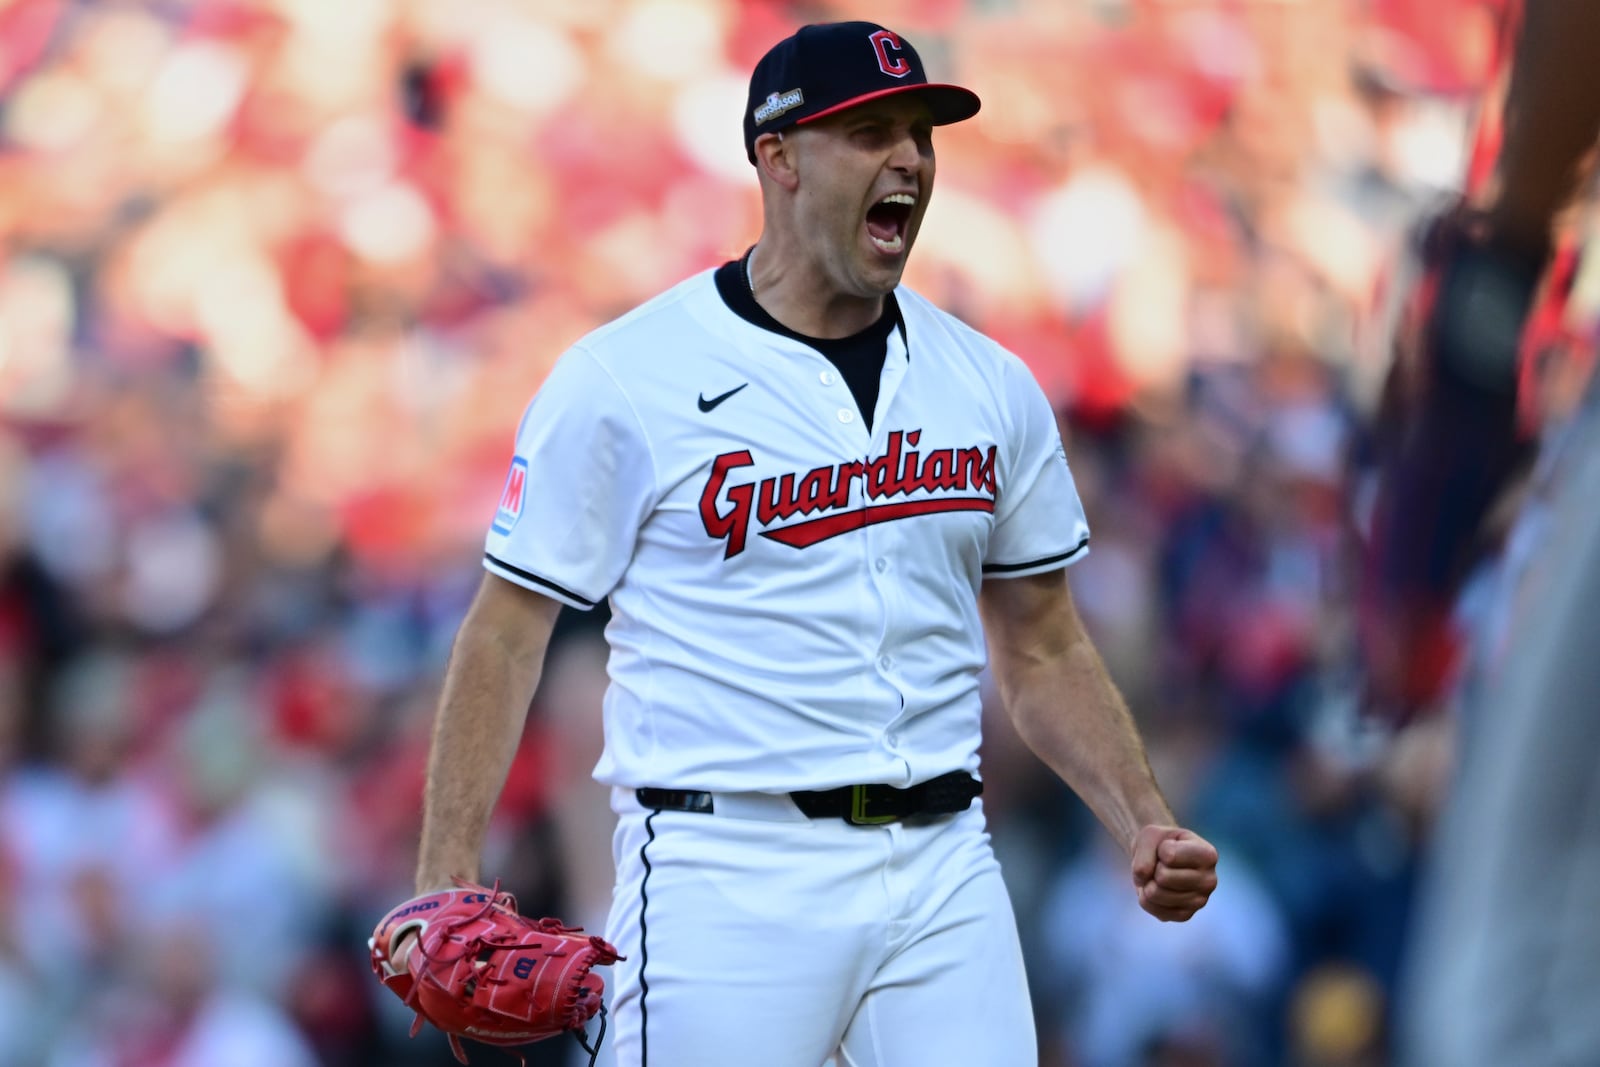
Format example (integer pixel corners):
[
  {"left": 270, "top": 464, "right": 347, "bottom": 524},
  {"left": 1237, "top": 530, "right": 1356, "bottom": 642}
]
[
  {"left": 384, "top": 877, "right": 466, "bottom": 973},
  {"left": 1130, "top": 826, "right": 1218, "bottom": 922},
  {"left": 390, "top": 928, "right": 418, "bottom": 971}
]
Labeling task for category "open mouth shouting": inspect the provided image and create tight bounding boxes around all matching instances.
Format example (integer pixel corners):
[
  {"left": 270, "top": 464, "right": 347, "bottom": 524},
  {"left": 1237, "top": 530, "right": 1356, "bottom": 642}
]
[{"left": 865, "top": 192, "right": 916, "bottom": 255}]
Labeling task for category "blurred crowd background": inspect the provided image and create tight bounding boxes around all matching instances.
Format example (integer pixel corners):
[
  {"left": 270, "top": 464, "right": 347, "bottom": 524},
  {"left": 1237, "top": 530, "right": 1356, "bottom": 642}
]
[{"left": 1, "top": 0, "right": 1595, "bottom": 1065}]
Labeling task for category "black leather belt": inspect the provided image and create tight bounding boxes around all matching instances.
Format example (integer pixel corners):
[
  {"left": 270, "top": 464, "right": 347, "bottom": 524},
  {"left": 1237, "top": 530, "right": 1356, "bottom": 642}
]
[{"left": 636, "top": 771, "right": 982, "bottom": 827}]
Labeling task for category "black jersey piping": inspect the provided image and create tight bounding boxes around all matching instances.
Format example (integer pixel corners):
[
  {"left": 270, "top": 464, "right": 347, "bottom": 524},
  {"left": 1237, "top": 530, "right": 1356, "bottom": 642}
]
[
  {"left": 982, "top": 535, "right": 1091, "bottom": 574},
  {"left": 638, "top": 810, "right": 657, "bottom": 1067},
  {"left": 483, "top": 553, "right": 596, "bottom": 607}
]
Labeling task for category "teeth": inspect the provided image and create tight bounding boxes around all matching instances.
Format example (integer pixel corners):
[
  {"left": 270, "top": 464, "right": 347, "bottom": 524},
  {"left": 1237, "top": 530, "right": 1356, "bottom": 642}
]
[
  {"left": 870, "top": 233, "right": 904, "bottom": 253},
  {"left": 878, "top": 193, "right": 916, "bottom": 206}
]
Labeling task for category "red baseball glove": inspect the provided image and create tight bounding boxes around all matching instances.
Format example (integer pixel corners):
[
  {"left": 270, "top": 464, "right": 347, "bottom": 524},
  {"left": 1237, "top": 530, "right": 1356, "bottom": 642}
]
[{"left": 369, "top": 880, "right": 623, "bottom": 1065}]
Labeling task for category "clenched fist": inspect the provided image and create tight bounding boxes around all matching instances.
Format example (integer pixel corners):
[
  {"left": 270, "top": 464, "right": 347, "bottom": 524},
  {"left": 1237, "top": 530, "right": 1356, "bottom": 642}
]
[{"left": 1130, "top": 826, "right": 1218, "bottom": 922}]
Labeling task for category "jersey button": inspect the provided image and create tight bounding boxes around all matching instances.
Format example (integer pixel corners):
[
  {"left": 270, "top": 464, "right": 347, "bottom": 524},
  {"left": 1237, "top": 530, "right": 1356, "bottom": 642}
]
[
  {"left": 874, "top": 558, "right": 888, "bottom": 573},
  {"left": 819, "top": 371, "right": 837, "bottom": 386},
  {"left": 879, "top": 654, "right": 893, "bottom": 670},
  {"left": 837, "top": 408, "right": 855, "bottom": 424}
]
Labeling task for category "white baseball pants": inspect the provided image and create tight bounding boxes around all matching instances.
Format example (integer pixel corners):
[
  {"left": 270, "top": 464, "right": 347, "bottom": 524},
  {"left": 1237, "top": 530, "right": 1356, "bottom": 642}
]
[{"left": 602, "top": 791, "right": 1037, "bottom": 1067}]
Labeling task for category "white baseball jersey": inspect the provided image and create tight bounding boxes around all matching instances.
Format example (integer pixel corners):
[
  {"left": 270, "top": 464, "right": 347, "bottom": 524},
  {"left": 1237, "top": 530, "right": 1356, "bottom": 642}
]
[{"left": 484, "top": 268, "right": 1089, "bottom": 792}]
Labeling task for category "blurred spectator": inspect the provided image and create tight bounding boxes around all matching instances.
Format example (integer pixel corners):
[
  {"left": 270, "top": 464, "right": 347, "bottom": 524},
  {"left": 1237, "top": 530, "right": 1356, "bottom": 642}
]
[
  {"left": 46, "top": 918, "right": 319, "bottom": 1067},
  {"left": 1036, "top": 832, "right": 1290, "bottom": 1067}
]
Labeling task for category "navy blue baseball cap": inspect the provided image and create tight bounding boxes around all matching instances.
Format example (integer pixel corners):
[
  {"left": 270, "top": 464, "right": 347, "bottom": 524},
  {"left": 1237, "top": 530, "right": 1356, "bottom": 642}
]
[{"left": 744, "top": 21, "right": 981, "bottom": 164}]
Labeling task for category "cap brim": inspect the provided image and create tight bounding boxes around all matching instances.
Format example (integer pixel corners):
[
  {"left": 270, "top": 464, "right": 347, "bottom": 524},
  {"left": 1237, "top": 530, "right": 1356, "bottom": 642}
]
[{"left": 795, "top": 83, "right": 981, "bottom": 128}]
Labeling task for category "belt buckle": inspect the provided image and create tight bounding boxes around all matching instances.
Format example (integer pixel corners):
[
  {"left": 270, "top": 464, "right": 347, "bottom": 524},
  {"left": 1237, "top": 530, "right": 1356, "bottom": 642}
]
[{"left": 848, "top": 784, "right": 899, "bottom": 826}]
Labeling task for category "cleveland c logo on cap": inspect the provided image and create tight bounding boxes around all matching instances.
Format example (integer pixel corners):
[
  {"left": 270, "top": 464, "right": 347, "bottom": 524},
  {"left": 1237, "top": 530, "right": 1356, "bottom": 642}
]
[{"left": 869, "top": 29, "right": 911, "bottom": 78}]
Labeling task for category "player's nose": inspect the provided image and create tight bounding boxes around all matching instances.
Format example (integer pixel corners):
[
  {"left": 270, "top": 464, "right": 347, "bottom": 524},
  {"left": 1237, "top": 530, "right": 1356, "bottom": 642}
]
[{"left": 885, "top": 129, "right": 925, "bottom": 174}]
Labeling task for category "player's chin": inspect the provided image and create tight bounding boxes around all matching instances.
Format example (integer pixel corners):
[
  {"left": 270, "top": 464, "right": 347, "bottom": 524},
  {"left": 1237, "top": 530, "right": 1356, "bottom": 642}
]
[{"left": 857, "top": 232, "right": 912, "bottom": 289}]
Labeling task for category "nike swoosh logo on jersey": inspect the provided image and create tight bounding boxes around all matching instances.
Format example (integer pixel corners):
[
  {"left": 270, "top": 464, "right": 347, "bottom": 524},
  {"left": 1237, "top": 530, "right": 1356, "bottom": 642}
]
[{"left": 698, "top": 383, "right": 748, "bottom": 412}]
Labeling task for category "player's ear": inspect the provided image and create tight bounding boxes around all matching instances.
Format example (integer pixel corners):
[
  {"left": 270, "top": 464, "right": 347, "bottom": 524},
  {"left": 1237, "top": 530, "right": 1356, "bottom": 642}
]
[{"left": 754, "top": 130, "right": 799, "bottom": 191}]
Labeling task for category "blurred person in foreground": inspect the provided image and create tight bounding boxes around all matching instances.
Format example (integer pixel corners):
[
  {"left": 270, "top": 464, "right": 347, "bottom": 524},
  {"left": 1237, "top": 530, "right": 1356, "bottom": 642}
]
[
  {"left": 382, "top": 19, "right": 1217, "bottom": 1067},
  {"left": 1364, "top": 1, "right": 1600, "bottom": 1063}
]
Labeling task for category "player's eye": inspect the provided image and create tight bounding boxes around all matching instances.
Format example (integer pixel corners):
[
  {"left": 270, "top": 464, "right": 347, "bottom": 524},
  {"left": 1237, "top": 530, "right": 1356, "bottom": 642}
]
[
  {"left": 849, "top": 121, "right": 933, "bottom": 156},
  {"left": 851, "top": 124, "right": 894, "bottom": 148}
]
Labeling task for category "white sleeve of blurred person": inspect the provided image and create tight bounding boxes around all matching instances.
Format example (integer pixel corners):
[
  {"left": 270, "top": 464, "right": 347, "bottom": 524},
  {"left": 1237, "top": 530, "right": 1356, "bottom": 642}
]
[
  {"left": 1395, "top": 2, "right": 1600, "bottom": 1065},
  {"left": 1398, "top": 366, "right": 1600, "bottom": 1065}
]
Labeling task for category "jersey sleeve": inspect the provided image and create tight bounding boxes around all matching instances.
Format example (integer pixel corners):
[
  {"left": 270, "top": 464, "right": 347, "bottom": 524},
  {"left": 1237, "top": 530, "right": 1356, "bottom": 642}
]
[
  {"left": 483, "top": 346, "right": 656, "bottom": 610},
  {"left": 983, "top": 353, "right": 1091, "bottom": 578}
]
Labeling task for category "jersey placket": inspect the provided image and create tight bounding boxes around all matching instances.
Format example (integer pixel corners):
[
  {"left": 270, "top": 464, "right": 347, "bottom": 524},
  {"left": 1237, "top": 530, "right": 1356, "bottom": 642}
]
[
  {"left": 779, "top": 335, "right": 908, "bottom": 759},
  {"left": 860, "top": 329, "right": 915, "bottom": 770}
]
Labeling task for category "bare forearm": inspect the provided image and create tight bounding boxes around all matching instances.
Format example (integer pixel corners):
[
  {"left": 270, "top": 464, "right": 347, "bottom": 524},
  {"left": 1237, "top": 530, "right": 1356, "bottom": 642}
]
[
  {"left": 1000, "top": 636, "right": 1172, "bottom": 854},
  {"left": 415, "top": 582, "right": 557, "bottom": 892},
  {"left": 981, "top": 571, "right": 1214, "bottom": 920}
]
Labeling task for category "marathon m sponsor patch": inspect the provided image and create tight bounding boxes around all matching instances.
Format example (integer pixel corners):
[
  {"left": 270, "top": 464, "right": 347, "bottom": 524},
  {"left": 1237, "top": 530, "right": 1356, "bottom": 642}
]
[{"left": 492, "top": 456, "right": 528, "bottom": 535}]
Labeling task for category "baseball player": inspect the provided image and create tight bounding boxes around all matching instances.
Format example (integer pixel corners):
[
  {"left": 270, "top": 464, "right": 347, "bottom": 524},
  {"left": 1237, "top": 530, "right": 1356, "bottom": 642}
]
[{"left": 402, "top": 21, "right": 1218, "bottom": 1067}]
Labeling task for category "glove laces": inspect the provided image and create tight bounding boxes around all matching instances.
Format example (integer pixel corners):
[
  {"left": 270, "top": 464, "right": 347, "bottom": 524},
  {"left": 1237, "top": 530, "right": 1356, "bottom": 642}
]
[{"left": 574, "top": 1003, "right": 609, "bottom": 1066}]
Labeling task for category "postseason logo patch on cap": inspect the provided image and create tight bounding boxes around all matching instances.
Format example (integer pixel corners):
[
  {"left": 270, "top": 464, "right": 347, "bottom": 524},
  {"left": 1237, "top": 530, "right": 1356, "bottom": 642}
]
[{"left": 753, "top": 88, "right": 804, "bottom": 126}]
